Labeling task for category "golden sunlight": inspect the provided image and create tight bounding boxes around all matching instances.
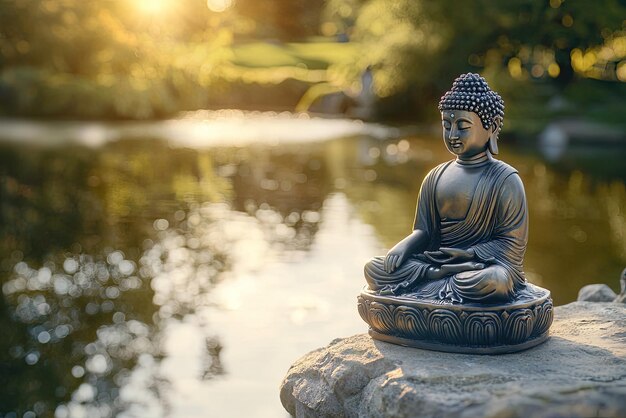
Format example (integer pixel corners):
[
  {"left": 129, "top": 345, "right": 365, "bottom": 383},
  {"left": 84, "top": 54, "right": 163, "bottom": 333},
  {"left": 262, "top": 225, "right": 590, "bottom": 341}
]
[
  {"left": 134, "top": 0, "right": 172, "bottom": 15},
  {"left": 207, "top": 0, "right": 233, "bottom": 13}
]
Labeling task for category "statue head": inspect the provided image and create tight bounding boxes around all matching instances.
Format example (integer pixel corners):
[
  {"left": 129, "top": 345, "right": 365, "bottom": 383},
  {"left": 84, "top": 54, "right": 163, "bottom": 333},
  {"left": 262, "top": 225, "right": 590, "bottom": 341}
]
[{"left": 438, "top": 73, "right": 504, "bottom": 156}]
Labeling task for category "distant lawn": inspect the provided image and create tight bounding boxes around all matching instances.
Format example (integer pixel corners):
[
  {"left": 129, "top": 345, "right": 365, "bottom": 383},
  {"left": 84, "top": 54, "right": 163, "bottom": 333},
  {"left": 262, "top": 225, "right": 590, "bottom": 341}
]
[{"left": 231, "top": 41, "right": 360, "bottom": 70}]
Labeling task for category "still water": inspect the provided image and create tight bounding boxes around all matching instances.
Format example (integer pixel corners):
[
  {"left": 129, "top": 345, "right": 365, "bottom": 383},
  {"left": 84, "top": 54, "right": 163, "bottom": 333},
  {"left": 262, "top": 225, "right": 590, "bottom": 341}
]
[{"left": 0, "top": 112, "right": 625, "bottom": 418}]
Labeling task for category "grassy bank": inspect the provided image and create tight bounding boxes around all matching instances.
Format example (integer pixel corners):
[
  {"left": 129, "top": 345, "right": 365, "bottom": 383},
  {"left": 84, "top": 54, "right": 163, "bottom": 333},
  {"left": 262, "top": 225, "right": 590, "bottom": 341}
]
[
  {"left": 0, "top": 40, "right": 623, "bottom": 138},
  {"left": 0, "top": 40, "right": 359, "bottom": 120}
]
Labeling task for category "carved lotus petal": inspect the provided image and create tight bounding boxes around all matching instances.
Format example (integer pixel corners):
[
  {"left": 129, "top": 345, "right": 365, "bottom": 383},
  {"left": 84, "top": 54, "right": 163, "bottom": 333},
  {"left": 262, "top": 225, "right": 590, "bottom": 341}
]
[
  {"left": 505, "top": 308, "right": 535, "bottom": 344},
  {"left": 464, "top": 312, "right": 502, "bottom": 346},
  {"left": 428, "top": 309, "right": 463, "bottom": 344},
  {"left": 369, "top": 302, "right": 395, "bottom": 334},
  {"left": 394, "top": 306, "right": 428, "bottom": 339}
]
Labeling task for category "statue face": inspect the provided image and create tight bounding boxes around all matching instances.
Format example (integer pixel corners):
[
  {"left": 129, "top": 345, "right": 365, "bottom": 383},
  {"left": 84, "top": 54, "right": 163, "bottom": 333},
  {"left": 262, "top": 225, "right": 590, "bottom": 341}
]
[{"left": 441, "top": 110, "right": 490, "bottom": 158}]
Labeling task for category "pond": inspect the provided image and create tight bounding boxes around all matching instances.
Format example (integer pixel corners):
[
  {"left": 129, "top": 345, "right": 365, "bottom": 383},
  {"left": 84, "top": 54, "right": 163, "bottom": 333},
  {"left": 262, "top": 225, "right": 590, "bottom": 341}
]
[{"left": 0, "top": 112, "right": 625, "bottom": 418}]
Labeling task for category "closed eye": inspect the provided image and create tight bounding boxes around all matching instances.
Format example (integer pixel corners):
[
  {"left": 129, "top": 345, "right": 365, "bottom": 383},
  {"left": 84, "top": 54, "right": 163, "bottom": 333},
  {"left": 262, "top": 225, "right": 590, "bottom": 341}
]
[{"left": 458, "top": 121, "right": 471, "bottom": 130}]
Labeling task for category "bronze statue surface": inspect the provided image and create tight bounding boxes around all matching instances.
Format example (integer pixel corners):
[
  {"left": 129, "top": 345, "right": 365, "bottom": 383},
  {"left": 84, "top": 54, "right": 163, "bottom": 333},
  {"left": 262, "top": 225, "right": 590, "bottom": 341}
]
[{"left": 358, "top": 73, "right": 553, "bottom": 354}]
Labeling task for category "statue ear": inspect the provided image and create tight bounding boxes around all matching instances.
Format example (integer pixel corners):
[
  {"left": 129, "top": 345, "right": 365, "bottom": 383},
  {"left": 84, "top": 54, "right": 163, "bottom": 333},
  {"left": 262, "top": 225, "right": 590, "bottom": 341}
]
[
  {"left": 488, "top": 116, "right": 502, "bottom": 155},
  {"left": 488, "top": 135, "right": 499, "bottom": 155}
]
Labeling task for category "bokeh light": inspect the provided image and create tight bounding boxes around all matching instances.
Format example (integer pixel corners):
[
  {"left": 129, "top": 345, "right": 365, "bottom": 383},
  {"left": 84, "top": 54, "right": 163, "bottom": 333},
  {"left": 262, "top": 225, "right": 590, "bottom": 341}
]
[
  {"left": 206, "top": 0, "right": 233, "bottom": 13},
  {"left": 134, "top": 0, "right": 172, "bottom": 15}
]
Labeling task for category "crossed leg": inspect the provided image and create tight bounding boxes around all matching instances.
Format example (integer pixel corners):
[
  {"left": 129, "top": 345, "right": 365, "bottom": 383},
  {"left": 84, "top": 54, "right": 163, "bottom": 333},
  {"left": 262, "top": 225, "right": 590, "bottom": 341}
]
[{"left": 450, "top": 264, "right": 514, "bottom": 303}]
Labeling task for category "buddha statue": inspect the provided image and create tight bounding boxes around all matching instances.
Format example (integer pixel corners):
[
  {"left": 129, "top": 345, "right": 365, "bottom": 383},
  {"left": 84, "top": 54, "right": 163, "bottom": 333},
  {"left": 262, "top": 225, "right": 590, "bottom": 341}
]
[{"left": 357, "top": 73, "right": 553, "bottom": 353}]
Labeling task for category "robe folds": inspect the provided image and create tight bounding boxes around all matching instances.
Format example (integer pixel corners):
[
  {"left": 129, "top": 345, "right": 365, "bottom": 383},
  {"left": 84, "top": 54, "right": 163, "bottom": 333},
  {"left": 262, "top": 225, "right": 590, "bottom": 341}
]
[{"left": 364, "top": 159, "right": 528, "bottom": 303}]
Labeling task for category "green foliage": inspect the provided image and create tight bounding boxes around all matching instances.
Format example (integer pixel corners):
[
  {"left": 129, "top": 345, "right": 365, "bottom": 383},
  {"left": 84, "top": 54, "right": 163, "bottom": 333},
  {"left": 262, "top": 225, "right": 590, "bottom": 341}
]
[
  {"left": 0, "top": 0, "right": 234, "bottom": 119},
  {"left": 233, "top": 0, "right": 325, "bottom": 40},
  {"left": 0, "top": 0, "right": 357, "bottom": 119},
  {"left": 0, "top": 0, "right": 624, "bottom": 124},
  {"left": 352, "top": 0, "right": 450, "bottom": 96},
  {"left": 340, "top": 0, "right": 626, "bottom": 123}
]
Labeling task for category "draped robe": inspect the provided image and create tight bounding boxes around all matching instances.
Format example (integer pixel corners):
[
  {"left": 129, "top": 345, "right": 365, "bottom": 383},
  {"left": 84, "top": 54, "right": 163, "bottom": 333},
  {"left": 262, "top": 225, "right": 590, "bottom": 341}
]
[{"left": 364, "top": 159, "right": 528, "bottom": 303}]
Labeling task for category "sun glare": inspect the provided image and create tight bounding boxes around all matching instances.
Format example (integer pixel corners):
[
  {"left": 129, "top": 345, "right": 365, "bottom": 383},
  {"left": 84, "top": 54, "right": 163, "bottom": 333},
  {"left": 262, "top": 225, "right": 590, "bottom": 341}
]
[
  {"left": 207, "top": 0, "right": 233, "bottom": 13},
  {"left": 135, "top": 0, "right": 171, "bottom": 15}
]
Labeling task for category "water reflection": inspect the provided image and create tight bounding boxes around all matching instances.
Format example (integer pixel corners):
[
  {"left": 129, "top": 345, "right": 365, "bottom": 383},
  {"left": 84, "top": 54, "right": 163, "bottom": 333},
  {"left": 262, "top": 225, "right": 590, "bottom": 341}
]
[
  {"left": 2, "top": 251, "right": 157, "bottom": 418},
  {"left": 0, "top": 126, "right": 624, "bottom": 417}
]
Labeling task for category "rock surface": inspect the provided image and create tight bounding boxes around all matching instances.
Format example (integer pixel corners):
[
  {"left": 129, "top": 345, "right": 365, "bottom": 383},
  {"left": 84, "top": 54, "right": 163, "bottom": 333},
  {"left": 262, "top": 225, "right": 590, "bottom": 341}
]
[
  {"left": 577, "top": 284, "right": 617, "bottom": 302},
  {"left": 280, "top": 302, "right": 626, "bottom": 418}
]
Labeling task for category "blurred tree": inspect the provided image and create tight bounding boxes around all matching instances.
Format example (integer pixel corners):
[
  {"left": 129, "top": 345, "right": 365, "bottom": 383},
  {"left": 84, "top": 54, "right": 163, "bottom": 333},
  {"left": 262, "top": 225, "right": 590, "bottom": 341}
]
[
  {"left": 0, "top": 0, "right": 233, "bottom": 119},
  {"left": 445, "top": 0, "right": 626, "bottom": 86},
  {"left": 0, "top": 1, "right": 135, "bottom": 75},
  {"left": 0, "top": 0, "right": 623, "bottom": 120},
  {"left": 234, "top": 0, "right": 325, "bottom": 40},
  {"left": 320, "top": 0, "right": 367, "bottom": 38},
  {"left": 343, "top": 0, "right": 626, "bottom": 118}
]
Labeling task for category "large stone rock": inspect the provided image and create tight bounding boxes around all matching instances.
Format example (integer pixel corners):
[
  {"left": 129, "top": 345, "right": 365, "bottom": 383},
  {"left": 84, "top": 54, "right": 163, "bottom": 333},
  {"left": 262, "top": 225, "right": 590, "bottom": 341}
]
[
  {"left": 280, "top": 302, "right": 626, "bottom": 418},
  {"left": 577, "top": 284, "right": 617, "bottom": 302}
]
